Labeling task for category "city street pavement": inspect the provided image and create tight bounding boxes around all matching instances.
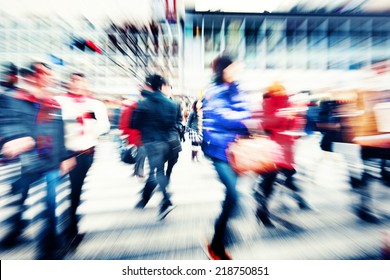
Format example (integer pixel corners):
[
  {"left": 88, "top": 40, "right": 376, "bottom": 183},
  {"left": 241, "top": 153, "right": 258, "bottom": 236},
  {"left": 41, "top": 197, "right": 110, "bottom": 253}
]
[{"left": 0, "top": 132, "right": 390, "bottom": 260}]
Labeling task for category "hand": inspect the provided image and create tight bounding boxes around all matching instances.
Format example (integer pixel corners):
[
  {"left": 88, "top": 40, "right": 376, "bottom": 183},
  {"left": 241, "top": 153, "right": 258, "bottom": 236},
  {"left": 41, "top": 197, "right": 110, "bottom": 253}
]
[
  {"left": 242, "top": 119, "right": 263, "bottom": 134},
  {"left": 60, "top": 157, "right": 76, "bottom": 175},
  {"left": 1, "top": 137, "right": 35, "bottom": 159}
]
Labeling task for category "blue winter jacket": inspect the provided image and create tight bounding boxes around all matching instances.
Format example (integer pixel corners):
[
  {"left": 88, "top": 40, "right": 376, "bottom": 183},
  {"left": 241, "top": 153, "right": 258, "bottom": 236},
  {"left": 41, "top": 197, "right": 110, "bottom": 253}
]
[{"left": 202, "top": 83, "right": 250, "bottom": 162}]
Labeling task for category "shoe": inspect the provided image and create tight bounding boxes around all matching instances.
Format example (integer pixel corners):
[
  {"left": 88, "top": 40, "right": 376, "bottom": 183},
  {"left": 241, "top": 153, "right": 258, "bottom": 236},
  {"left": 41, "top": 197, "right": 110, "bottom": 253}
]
[
  {"left": 356, "top": 208, "right": 380, "bottom": 224},
  {"left": 0, "top": 235, "right": 19, "bottom": 249},
  {"left": 298, "top": 200, "right": 312, "bottom": 211},
  {"left": 37, "top": 249, "right": 65, "bottom": 260},
  {"left": 256, "top": 209, "right": 275, "bottom": 228},
  {"left": 63, "top": 232, "right": 85, "bottom": 254},
  {"left": 207, "top": 244, "right": 232, "bottom": 260},
  {"left": 295, "top": 195, "right": 312, "bottom": 211},
  {"left": 135, "top": 200, "right": 146, "bottom": 209},
  {"left": 69, "top": 233, "right": 85, "bottom": 249},
  {"left": 133, "top": 172, "right": 144, "bottom": 178},
  {"left": 158, "top": 205, "right": 176, "bottom": 220}
]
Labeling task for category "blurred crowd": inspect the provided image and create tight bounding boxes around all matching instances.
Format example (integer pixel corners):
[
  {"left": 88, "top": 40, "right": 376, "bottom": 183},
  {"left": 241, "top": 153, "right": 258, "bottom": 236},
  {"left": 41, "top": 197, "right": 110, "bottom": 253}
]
[{"left": 1, "top": 54, "right": 390, "bottom": 260}]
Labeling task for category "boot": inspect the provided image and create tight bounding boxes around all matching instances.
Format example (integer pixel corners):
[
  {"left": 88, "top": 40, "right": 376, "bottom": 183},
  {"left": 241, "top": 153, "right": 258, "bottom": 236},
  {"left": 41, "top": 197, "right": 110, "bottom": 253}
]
[
  {"left": 293, "top": 192, "right": 312, "bottom": 210},
  {"left": 255, "top": 197, "right": 275, "bottom": 228},
  {"left": 194, "top": 150, "right": 199, "bottom": 162},
  {"left": 356, "top": 206, "right": 380, "bottom": 224}
]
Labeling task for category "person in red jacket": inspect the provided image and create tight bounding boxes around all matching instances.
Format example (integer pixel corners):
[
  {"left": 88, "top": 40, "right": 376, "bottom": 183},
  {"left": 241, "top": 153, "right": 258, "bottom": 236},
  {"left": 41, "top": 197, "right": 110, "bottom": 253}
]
[
  {"left": 255, "top": 82, "right": 311, "bottom": 227},
  {"left": 119, "top": 98, "right": 146, "bottom": 177}
]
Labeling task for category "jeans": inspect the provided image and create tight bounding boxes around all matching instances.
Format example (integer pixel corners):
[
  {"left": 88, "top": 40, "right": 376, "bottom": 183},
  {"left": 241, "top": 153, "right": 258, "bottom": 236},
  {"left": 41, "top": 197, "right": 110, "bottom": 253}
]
[
  {"left": 8, "top": 169, "right": 61, "bottom": 253},
  {"left": 134, "top": 145, "right": 146, "bottom": 176},
  {"left": 142, "top": 141, "right": 172, "bottom": 212},
  {"left": 210, "top": 158, "right": 239, "bottom": 253}
]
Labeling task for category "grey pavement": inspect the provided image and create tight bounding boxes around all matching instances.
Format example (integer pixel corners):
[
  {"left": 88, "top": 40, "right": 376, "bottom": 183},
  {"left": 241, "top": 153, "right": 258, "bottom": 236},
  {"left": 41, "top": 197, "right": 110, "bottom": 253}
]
[{"left": 1, "top": 133, "right": 390, "bottom": 260}]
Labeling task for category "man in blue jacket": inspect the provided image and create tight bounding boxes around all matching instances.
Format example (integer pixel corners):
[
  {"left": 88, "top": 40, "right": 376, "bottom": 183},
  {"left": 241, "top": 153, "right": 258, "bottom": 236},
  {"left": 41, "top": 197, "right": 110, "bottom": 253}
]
[{"left": 0, "top": 62, "right": 75, "bottom": 259}]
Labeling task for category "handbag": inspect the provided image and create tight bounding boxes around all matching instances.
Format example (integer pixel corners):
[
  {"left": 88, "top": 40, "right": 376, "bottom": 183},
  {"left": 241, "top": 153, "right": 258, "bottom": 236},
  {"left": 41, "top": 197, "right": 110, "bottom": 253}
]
[
  {"left": 120, "top": 144, "right": 138, "bottom": 164},
  {"left": 226, "top": 136, "right": 282, "bottom": 175}
]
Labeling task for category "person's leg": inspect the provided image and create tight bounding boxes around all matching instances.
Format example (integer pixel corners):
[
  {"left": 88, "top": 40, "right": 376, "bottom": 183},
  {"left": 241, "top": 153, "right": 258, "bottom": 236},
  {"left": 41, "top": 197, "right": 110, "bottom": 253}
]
[
  {"left": 38, "top": 169, "right": 61, "bottom": 258},
  {"left": 166, "top": 152, "right": 179, "bottom": 183},
  {"left": 255, "top": 171, "right": 277, "bottom": 227},
  {"left": 154, "top": 142, "right": 173, "bottom": 218},
  {"left": 68, "top": 153, "right": 94, "bottom": 236},
  {"left": 281, "top": 168, "right": 311, "bottom": 210},
  {"left": 210, "top": 159, "right": 239, "bottom": 258},
  {"left": 134, "top": 145, "right": 146, "bottom": 177},
  {"left": 136, "top": 144, "right": 158, "bottom": 208},
  {"left": 1, "top": 173, "right": 41, "bottom": 246}
]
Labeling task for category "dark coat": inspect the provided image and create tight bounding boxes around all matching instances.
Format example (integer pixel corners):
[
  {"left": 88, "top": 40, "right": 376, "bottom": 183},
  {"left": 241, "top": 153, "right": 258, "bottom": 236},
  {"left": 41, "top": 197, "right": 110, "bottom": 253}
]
[
  {"left": 187, "top": 111, "right": 199, "bottom": 132},
  {"left": 131, "top": 90, "right": 181, "bottom": 153}
]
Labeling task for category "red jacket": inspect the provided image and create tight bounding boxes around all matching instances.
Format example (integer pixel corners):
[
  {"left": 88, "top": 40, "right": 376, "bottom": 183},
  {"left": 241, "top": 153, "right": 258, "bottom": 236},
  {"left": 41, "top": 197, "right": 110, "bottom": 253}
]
[
  {"left": 262, "top": 94, "right": 305, "bottom": 169},
  {"left": 119, "top": 101, "right": 142, "bottom": 146}
]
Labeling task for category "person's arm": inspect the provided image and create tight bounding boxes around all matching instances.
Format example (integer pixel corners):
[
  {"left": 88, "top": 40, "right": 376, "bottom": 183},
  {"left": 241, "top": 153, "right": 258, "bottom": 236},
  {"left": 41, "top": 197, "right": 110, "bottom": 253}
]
[
  {"left": 186, "top": 112, "right": 194, "bottom": 130},
  {"left": 57, "top": 109, "right": 76, "bottom": 175},
  {"left": 0, "top": 95, "right": 35, "bottom": 158},
  {"left": 131, "top": 101, "right": 144, "bottom": 130},
  {"left": 176, "top": 104, "right": 183, "bottom": 134},
  {"left": 94, "top": 100, "right": 111, "bottom": 135}
]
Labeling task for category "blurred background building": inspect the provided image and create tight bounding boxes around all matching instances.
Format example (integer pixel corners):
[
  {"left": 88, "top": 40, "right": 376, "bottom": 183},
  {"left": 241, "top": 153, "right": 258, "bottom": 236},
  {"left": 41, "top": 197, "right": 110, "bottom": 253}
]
[
  {"left": 0, "top": 0, "right": 184, "bottom": 98},
  {"left": 0, "top": 0, "right": 389, "bottom": 99},
  {"left": 183, "top": 0, "right": 390, "bottom": 95},
  {"left": 1, "top": 0, "right": 390, "bottom": 262}
]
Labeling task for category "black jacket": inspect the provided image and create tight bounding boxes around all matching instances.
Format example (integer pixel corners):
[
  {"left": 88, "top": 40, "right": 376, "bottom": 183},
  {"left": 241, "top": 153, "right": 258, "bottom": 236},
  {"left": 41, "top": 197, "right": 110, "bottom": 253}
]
[
  {"left": 132, "top": 90, "right": 181, "bottom": 146},
  {"left": 0, "top": 91, "right": 69, "bottom": 174}
]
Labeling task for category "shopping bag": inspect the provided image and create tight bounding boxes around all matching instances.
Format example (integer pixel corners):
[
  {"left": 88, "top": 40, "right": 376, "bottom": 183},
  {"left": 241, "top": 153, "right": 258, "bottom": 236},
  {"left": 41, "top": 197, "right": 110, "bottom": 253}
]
[
  {"left": 120, "top": 144, "right": 138, "bottom": 164},
  {"left": 227, "top": 136, "right": 282, "bottom": 175}
]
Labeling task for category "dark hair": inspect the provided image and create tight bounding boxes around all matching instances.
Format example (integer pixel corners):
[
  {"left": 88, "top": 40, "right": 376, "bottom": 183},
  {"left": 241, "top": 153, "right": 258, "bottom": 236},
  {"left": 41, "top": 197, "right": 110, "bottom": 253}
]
[
  {"left": 211, "top": 55, "right": 233, "bottom": 85},
  {"left": 146, "top": 74, "right": 167, "bottom": 91},
  {"left": 71, "top": 72, "right": 86, "bottom": 78},
  {"left": 30, "top": 62, "right": 51, "bottom": 72},
  {"left": 19, "top": 68, "right": 34, "bottom": 78},
  {"left": 192, "top": 100, "right": 198, "bottom": 111},
  {"left": 2, "top": 63, "right": 17, "bottom": 75}
]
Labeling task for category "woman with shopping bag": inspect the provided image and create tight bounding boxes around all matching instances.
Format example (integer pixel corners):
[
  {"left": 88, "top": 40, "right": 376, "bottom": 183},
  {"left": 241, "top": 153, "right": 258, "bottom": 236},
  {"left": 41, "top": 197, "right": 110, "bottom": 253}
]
[
  {"left": 201, "top": 55, "right": 251, "bottom": 260},
  {"left": 254, "top": 82, "right": 312, "bottom": 228}
]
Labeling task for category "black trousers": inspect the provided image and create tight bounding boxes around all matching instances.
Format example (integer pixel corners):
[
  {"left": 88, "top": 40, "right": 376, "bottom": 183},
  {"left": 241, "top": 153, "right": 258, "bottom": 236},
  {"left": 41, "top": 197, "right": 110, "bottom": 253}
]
[
  {"left": 166, "top": 151, "right": 179, "bottom": 183},
  {"left": 68, "top": 151, "right": 94, "bottom": 236}
]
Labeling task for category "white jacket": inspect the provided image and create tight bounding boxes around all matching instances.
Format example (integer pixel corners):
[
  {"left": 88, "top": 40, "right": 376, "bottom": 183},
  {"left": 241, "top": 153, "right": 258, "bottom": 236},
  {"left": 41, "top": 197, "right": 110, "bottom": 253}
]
[{"left": 55, "top": 95, "right": 110, "bottom": 152}]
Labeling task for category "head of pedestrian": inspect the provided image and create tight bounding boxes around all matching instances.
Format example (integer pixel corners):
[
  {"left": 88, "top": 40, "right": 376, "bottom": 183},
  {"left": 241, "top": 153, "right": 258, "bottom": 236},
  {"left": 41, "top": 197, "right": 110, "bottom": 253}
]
[
  {"left": 1, "top": 63, "right": 18, "bottom": 89},
  {"left": 266, "top": 81, "right": 286, "bottom": 98},
  {"left": 161, "top": 82, "right": 173, "bottom": 98},
  {"left": 148, "top": 74, "right": 167, "bottom": 92},
  {"left": 31, "top": 62, "right": 52, "bottom": 89},
  {"left": 210, "top": 55, "right": 238, "bottom": 85},
  {"left": 69, "top": 73, "right": 88, "bottom": 96}
]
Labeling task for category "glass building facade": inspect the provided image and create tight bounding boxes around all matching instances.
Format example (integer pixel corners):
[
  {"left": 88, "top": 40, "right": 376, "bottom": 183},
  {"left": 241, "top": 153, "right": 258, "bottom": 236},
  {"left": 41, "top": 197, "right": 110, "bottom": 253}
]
[
  {"left": 187, "top": 12, "right": 390, "bottom": 71},
  {"left": 182, "top": 12, "right": 390, "bottom": 96}
]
